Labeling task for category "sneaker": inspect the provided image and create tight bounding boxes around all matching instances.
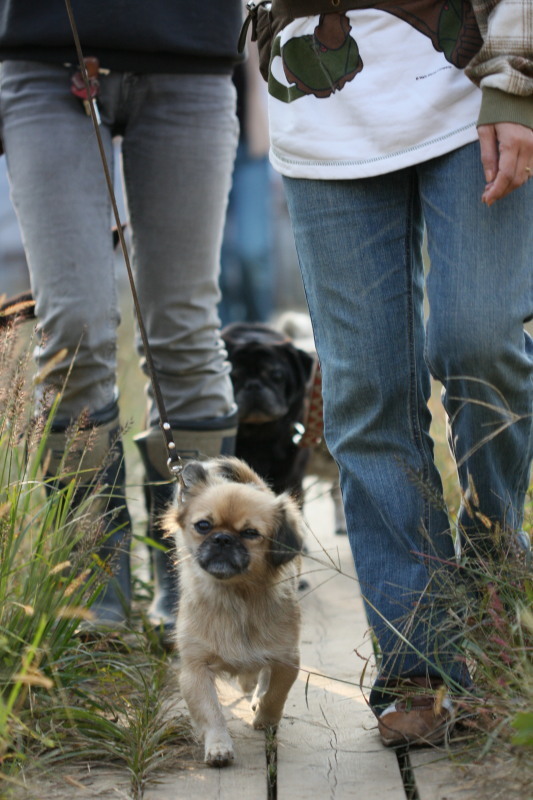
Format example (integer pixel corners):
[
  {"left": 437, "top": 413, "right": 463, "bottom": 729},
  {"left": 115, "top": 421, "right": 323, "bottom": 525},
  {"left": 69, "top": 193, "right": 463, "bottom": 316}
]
[{"left": 377, "top": 690, "right": 455, "bottom": 747}]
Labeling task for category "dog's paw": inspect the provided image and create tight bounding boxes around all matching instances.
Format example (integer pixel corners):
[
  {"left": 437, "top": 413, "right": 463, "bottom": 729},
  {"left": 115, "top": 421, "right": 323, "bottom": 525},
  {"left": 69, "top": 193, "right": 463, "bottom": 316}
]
[
  {"left": 252, "top": 706, "right": 282, "bottom": 730},
  {"left": 204, "top": 731, "right": 234, "bottom": 768},
  {"left": 205, "top": 746, "right": 234, "bottom": 768}
]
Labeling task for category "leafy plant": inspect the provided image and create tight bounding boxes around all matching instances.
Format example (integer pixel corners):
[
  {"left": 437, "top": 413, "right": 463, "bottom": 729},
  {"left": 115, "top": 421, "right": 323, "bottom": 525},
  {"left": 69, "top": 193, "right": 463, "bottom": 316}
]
[{"left": 0, "top": 322, "right": 192, "bottom": 798}]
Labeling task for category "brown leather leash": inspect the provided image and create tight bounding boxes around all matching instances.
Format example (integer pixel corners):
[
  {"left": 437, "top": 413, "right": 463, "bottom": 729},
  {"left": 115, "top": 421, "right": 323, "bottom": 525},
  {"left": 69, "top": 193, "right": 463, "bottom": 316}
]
[
  {"left": 298, "top": 357, "right": 324, "bottom": 448},
  {"left": 62, "top": 0, "right": 184, "bottom": 480}
]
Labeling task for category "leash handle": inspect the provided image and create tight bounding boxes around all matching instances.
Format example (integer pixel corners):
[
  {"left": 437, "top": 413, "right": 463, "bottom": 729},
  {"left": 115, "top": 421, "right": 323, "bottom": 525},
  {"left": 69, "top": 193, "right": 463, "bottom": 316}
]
[{"left": 63, "top": 0, "right": 182, "bottom": 479}]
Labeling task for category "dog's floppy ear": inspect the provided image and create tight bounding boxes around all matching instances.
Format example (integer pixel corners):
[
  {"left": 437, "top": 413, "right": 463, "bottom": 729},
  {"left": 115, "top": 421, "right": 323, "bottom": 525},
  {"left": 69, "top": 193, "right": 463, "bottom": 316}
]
[
  {"left": 269, "top": 496, "right": 304, "bottom": 567},
  {"left": 216, "top": 457, "right": 247, "bottom": 483},
  {"left": 216, "top": 456, "right": 265, "bottom": 487},
  {"left": 180, "top": 460, "right": 209, "bottom": 493},
  {"left": 281, "top": 342, "right": 315, "bottom": 385},
  {"left": 298, "top": 348, "right": 315, "bottom": 382}
]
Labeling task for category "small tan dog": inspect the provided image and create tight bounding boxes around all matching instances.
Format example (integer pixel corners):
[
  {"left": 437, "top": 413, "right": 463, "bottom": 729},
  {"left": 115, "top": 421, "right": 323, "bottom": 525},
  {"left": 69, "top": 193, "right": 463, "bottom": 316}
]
[{"left": 165, "top": 457, "right": 303, "bottom": 767}]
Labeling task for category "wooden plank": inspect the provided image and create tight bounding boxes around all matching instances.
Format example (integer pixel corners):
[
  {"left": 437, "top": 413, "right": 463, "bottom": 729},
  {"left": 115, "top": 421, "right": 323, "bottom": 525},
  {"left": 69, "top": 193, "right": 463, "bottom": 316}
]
[
  {"left": 410, "top": 749, "right": 478, "bottom": 800},
  {"left": 276, "top": 485, "right": 406, "bottom": 799},
  {"left": 144, "top": 683, "right": 267, "bottom": 800},
  {"left": 144, "top": 746, "right": 266, "bottom": 800},
  {"left": 410, "top": 748, "right": 530, "bottom": 800},
  {"left": 7, "top": 767, "right": 134, "bottom": 799}
]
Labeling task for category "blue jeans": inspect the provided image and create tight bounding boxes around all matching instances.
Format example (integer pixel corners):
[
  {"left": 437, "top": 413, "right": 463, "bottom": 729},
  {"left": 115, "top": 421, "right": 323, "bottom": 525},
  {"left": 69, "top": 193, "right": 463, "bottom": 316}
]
[
  {"left": 283, "top": 142, "right": 533, "bottom": 695},
  {"left": 0, "top": 61, "right": 238, "bottom": 427},
  {"left": 219, "top": 140, "right": 274, "bottom": 325}
]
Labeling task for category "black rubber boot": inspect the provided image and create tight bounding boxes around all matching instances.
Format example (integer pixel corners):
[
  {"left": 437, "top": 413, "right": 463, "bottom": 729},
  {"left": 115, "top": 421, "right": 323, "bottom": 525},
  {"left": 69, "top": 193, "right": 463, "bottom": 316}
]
[
  {"left": 43, "top": 415, "right": 132, "bottom": 629},
  {"left": 134, "top": 414, "right": 237, "bottom": 640}
]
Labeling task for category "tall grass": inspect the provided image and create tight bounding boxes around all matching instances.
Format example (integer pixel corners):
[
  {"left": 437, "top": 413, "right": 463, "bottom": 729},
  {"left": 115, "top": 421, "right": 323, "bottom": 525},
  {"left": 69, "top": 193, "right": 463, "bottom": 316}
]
[
  {"left": 0, "top": 321, "right": 192, "bottom": 798},
  {"left": 421, "top": 383, "right": 533, "bottom": 788},
  {"left": 448, "top": 525, "right": 533, "bottom": 787}
]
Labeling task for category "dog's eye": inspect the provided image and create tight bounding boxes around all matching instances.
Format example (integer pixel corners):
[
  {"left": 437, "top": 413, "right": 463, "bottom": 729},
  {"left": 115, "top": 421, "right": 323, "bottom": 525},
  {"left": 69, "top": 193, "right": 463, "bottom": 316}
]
[
  {"left": 269, "top": 368, "right": 285, "bottom": 383},
  {"left": 240, "top": 528, "right": 262, "bottom": 540},
  {"left": 194, "top": 519, "right": 212, "bottom": 534}
]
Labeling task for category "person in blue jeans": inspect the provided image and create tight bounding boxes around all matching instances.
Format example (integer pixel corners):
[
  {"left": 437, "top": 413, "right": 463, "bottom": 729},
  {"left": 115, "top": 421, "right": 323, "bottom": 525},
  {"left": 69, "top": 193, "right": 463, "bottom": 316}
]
[
  {"left": 255, "top": 0, "right": 533, "bottom": 745},
  {"left": 0, "top": 1, "right": 243, "bottom": 635},
  {"left": 219, "top": 56, "right": 275, "bottom": 326}
]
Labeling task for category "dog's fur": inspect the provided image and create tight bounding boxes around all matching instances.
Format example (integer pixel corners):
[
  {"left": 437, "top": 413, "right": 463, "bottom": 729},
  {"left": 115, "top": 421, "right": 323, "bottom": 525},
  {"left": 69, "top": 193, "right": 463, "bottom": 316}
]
[
  {"left": 165, "top": 456, "right": 303, "bottom": 767},
  {"left": 221, "top": 322, "right": 314, "bottom": 503}
]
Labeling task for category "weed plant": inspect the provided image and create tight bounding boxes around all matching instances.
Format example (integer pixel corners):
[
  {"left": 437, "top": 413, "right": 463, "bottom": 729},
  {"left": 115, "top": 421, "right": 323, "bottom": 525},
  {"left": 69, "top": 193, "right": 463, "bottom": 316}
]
[
  {"left": 403, "top": 387, "right": 533, "bottom": 792},
  {"left": 0, "top": 322, "right": 191, "bottom": 798},
  {"left": 432, "top": 388, "right": 532, "bottom": 729},
  {"left": 400, "top": 519, "right": 533, "bottom": 798},
  {"left": 449, "top": 518, "right": 533, "bottom": 792}
]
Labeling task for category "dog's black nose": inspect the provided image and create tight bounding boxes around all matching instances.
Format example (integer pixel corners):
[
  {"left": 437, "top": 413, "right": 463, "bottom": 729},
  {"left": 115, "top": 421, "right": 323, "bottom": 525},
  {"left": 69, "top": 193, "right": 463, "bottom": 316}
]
[
  {"left": 244, "top": 378, "right": 262, "bottom": 391},
  {"left": 211, "top": 532, "right": 234, "bottom": 548}
]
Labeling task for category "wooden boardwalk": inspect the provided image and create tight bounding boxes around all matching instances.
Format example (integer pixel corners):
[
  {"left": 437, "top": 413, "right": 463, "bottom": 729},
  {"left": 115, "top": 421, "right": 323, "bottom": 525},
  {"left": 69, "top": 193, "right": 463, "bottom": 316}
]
[
  {"left": 10, "top": 481, "right": 496, "bottom": 800},
  {"left": 141, "top": 481, "right": 480, "bottom": 800}
]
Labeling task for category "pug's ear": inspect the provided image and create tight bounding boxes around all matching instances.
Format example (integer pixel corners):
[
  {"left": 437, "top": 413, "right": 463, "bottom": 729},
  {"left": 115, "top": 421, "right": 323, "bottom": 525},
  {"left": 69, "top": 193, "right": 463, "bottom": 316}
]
[
  {"left": 277, "top": 341, "right": 315, "bottom": 386},
  {"left": 268, "top": 496, "right": 304, "bottom": 567},
  {"left": 298, "top": 348, "right": 315, "bottom": 382}
]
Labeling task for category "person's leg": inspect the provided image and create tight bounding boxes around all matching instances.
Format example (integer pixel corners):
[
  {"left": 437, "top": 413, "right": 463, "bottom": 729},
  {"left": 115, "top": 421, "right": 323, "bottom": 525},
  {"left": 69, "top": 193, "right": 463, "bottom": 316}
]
[
  {"left": 220, "top": 141, "right": 274, "bottom": 326},
  {"left": 121, "top": 72, "right": 238, "bottom": 427},
  {"left": 219, "top": 158, "right": 242, "bottom": 327},
  {"left": 0, "top": 60, "right": 119, "bottom": 420},
  {"left": 230, "top": 145, "right": 274, "bottom": 323},
  {"left": 1, "top": 61, "right": 133, "bottom": 626},
  {"left": 421, "top": 142, "right": 533, "bottom": 556},
  {"left": 282, "top": 172, "right": 464, "bottom": 696},
  {"left": 219, "top": 141, "right": 274, "bottom": 325},
  {"left": 121, "top": 73, "right": 239, "bottom": 631},
  {"left": 0, "top": 155, "right": 30, "bottom": 295}
]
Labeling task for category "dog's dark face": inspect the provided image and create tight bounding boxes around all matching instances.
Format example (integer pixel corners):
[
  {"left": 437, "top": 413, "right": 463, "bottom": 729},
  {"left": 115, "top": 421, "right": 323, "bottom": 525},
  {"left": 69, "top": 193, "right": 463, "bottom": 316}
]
[
  {"left": 222, "top": 323, "right": 314, "bottom": 425},
  {"left": 171, "top": 458, "right": 303, "bottom": 584}
]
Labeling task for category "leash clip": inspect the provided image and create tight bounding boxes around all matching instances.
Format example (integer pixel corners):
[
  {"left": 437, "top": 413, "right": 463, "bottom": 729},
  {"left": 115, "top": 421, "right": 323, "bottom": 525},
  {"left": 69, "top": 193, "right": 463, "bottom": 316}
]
[
  {"left": 167, "top": 456, "right": 184, "bottom": 482},
  {"left": 163, "top": 421, "right": 184, "bottom": 482}
]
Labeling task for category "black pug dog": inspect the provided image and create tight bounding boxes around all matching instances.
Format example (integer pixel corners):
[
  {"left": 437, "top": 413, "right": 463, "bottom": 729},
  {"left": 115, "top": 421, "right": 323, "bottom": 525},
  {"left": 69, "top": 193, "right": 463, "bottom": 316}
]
[{"left": 221, "top": 322, "right": 315, "bottom": 504}]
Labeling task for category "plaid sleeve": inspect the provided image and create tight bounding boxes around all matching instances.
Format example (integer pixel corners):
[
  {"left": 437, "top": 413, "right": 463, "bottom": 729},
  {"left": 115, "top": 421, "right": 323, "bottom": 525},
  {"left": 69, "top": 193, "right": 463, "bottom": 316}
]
[{"left": 466, "top": 0, "right": 533, "bottom": 96}]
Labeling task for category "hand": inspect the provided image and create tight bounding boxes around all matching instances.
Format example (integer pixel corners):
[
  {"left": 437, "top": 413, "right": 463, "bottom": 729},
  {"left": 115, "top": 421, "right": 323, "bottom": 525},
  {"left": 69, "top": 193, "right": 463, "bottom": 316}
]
[{"left": 478, "top": 122, "right": 533, "bottom": 206}]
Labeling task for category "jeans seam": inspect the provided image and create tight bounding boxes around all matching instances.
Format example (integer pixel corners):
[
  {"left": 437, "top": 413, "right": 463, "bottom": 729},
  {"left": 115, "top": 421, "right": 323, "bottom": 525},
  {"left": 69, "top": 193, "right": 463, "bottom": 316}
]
[{"left": 405, "top": 172, "right": 432, "bottom": 551}]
